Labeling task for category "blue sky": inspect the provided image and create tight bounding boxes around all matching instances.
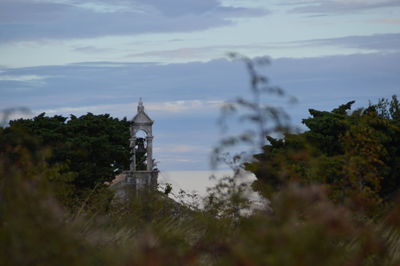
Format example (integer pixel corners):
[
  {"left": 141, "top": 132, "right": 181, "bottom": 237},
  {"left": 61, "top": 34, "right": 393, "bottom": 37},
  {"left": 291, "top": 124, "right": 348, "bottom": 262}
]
[{"left": 1, "top": 0, "right": 400, "bottom": 173}]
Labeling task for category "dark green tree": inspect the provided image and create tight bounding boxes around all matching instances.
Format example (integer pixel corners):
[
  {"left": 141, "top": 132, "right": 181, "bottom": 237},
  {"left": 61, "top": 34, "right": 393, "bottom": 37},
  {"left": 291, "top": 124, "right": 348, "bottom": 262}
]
[
  {"left": 5, "top": 113, "right": 132, "bottom": 198},
  {"left": 246, "top": 96, "right": 400, "bottom": 211}
]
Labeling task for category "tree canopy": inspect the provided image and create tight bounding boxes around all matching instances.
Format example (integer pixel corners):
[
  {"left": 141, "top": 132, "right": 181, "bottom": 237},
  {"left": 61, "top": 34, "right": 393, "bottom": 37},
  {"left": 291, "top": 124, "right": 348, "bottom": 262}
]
[
  {"left": 1, "top": 113, "right": 132, "bottom": 202},
  {"left": 246, "top": 95, "right": 400, "bottom": 213}
]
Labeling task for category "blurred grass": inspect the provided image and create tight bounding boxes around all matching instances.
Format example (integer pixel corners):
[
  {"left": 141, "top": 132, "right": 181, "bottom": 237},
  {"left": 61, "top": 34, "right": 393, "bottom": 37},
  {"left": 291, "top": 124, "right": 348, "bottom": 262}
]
[{"left": 2, "top": 138, "right": 400, "bottom": 266}]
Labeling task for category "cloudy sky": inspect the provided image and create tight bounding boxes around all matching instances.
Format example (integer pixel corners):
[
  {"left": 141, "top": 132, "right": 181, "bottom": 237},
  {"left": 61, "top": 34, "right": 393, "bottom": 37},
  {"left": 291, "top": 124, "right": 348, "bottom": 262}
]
[{"left": 1, "top": 0, "right": 400, "bottom": 176}]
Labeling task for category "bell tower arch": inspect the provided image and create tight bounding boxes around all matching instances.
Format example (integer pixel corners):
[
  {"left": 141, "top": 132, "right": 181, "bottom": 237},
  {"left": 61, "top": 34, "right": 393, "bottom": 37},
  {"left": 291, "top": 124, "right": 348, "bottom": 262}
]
[{"left": 130, "top": 99, "right": 154, "bottom": 172}]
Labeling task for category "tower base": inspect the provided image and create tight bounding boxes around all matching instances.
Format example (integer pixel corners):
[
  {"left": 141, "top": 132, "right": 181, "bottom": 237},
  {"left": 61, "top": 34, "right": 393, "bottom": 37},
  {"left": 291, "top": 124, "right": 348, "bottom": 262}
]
[{"left": 110, "top": 170, "right": 159, "bottom": 200}]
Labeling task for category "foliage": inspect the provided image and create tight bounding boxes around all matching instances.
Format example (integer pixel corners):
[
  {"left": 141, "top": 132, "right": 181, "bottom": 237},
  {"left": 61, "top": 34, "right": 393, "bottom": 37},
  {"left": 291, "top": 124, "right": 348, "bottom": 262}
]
[
  {"left": 3, "top": 138, "right": 400, "bottom": 265},
  {"left": 246, "top": 96, "right": 400, "bottom": 213},
  {"left": 2, "top": 112, "right": 132, "bottom": 206},
  {"left": 0, "top": 128, "right": 110, "bottom": 266}
]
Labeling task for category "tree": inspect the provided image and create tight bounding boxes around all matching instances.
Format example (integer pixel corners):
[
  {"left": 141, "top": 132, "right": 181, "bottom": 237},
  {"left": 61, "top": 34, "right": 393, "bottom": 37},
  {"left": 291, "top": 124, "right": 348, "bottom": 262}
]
[
  {"left": 4, "top": 113, "right": 132, "bottom": 201},
  {"left": 246, "top": 96, "right": 400, "bottom": 212}
]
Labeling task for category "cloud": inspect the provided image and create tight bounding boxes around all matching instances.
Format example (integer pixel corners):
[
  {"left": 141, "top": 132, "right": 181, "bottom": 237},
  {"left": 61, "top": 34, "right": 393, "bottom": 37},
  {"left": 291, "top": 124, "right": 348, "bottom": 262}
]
[
  {"left": 127, "top": 33, "right": 400, "bottom": 61},
  {"left": 0, "top": 74, "right": 49, "bottom": 82},
  {"left": 71, "top": 62, "right": 136, "bottom": 67},
  {"left": 72, "top": 46, "right": 113, "bottom": 54},
  {"left": 127, "top": 45, "right": 272, "bottom": 60},
  {"left": 146, "top": 100, "right": 222, "bottom": 112},
  {"left": 285, "top": 0, "right": 400, "bottom": 14},
  {"left": 298, "top": 33, "right": 400, "bottom": 53},
  {"left": 0, "top": 74, "right": 50, "bottom": 90},
  {"left": 34, "top": 100, "right": 223, "bottom": 118},
  {"left": 0, "top": 58, "right": 249, "bottom": 112},
  {"left": 370, "top": 18, "right": 400, "bottom": 25},
  {"left": 0, "top": 0, "right": 268, "bottom": 42},
  {"left": 1, "top": 51, "right": 399, "bottom": 113}
]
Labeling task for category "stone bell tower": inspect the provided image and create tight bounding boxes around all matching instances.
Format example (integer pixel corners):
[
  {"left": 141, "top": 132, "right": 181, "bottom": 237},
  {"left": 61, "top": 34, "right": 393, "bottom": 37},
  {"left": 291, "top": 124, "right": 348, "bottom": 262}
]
[
  {"left": 111, "top": 99, "right": 158, "bottom": 195},
  {"left": 126, "top": 98, "right": 158, "bottom": 189},
  {"left": 130, "top": 98, "right": 154, "bottom": 171}
]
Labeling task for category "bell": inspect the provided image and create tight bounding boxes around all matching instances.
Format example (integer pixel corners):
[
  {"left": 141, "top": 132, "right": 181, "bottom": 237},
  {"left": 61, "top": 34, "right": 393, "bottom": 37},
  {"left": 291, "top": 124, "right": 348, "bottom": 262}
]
[{"left": 136, "top": 138, "right": 146, "bottom": 153}]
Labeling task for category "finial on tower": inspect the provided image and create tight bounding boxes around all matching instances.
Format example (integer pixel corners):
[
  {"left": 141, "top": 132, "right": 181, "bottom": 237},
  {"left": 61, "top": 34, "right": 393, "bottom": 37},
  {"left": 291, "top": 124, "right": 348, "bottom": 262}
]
[{"left": 138, "top": 98, "right": 144, "bottom": 112}]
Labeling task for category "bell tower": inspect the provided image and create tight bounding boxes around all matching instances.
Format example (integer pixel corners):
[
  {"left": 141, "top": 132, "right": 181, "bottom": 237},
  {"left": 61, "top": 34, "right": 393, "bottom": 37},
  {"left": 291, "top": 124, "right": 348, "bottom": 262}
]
[
  {"left": 130, "top": 98, "right": 154, "bottom": 172},
  {"left": 111, "top": 99, "right": 159, "bottom": 196},
  {"left": 124, "top": 98, "right": 158, "bottom": 191}
]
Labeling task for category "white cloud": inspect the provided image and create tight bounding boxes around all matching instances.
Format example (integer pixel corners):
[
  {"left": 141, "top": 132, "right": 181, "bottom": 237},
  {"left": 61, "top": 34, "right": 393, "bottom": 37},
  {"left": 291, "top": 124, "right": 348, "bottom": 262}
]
[
  {"left": 36, "top": 100, "right": 223, "bottom": 117},
  {"left": 0, "top": 74, "right": 48, "bottom": 82},
  {"left": 146, "top": 100, "right": 222, "bottom": 112}
]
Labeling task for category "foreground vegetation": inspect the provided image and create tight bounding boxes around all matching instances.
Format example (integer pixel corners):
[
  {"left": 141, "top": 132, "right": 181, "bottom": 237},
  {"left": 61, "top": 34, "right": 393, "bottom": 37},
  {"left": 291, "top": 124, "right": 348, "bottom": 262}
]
[{"left": 2, "top": 129, "right": 400, "bottom": 265}]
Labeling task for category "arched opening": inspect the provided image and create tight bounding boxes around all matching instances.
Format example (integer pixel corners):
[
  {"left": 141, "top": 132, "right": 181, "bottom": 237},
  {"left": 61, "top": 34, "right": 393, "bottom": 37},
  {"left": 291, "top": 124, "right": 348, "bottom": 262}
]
[{"left": 135, "top": 130, "right": 147, "bottom": 170}]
